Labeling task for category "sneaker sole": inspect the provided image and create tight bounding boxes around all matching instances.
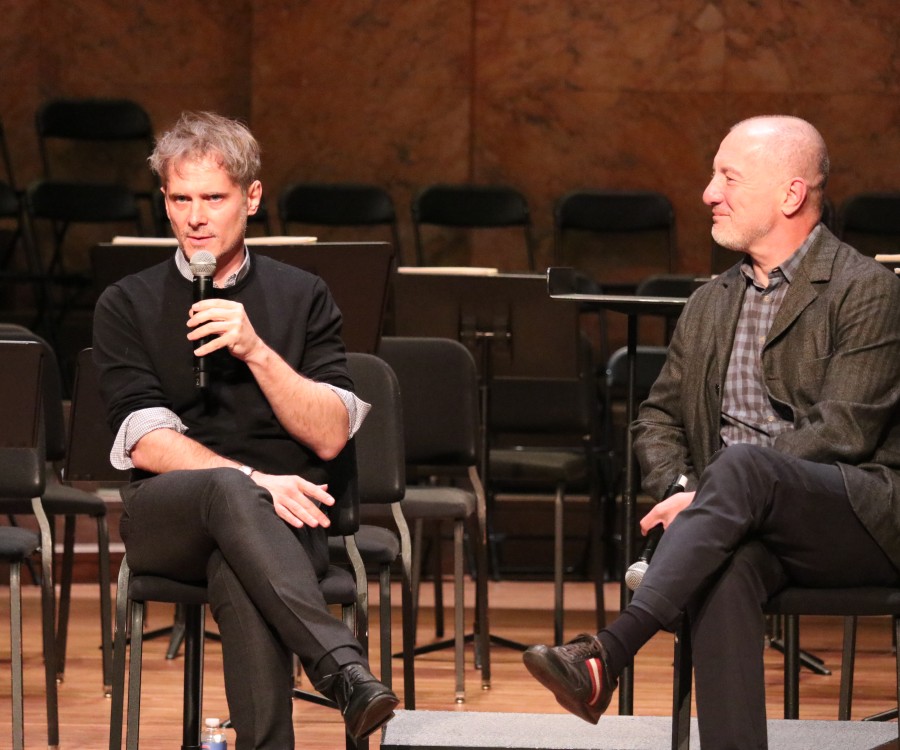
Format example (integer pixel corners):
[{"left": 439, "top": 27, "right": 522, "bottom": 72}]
[
  {"left": 348, "top": 692, "right": 399, "bottom": 740},
  {"left": 523, "top": 649, "right": 603, "bottom": 725}
]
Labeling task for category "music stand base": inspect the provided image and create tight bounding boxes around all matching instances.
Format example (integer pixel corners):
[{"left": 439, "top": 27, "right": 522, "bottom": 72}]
[{"left": 768, "top": 638, "right": 831, "bottom": 675}]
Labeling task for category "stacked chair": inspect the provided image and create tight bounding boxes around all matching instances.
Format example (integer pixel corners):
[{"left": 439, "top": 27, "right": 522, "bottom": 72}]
[
  {"left": 0, "top": 324, "right": 114, "bottom": 693},
  {"left": 0, "top": 338, "right": 59, "bottom": 749}
]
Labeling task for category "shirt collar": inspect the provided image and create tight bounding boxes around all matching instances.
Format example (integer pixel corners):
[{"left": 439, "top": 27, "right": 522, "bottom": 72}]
[
  {"left": 739, "top": 224, "right": 820, "bottom": 287},
  {"left": 174, "top": 247, "right": 251, "bottom": 288}
]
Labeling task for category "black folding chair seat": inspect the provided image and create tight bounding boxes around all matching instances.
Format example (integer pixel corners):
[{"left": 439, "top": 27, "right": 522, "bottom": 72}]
[{"left": 334, "top": 525, "right": 400, "bottom": 565}]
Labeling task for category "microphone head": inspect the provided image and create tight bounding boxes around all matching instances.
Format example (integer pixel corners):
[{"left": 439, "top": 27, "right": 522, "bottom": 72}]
[
  {"left": 624, "top": 560, "right": 649, "bottom": 592},
  {"left": 189, "top": 251, "right": 217, "bottom": 277}
]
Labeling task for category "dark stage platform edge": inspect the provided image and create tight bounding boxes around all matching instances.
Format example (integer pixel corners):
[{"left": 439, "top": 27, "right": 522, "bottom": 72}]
[{"left": 380, "top": 710, "right": 898, "bottom": 750}]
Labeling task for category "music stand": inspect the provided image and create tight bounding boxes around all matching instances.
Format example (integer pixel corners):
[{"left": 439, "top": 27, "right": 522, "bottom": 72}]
[
  {"left": 547, "top": 266, "right": 688, "bottom": 714},
  {"left": 875, "top": 253, "right": 900, "bottom": 276},
  {"left": 91, "top": 239, "right": 395, "bottom": 353},
  {"left": 392, "top": 269, "right": 585, "bottom": 654}
]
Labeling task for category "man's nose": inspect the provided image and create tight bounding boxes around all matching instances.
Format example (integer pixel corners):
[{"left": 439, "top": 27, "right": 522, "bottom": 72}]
[
  {"left": 188, "top": 206, "right": 207, "bottom": 226},
  {"left": 702, "top": 178, "right": 721, "bottom": 206}
]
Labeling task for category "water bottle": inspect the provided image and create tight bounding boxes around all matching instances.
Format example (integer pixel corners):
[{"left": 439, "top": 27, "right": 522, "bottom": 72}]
[{"left": 201, "top": 717, "right": 227, "bottom": 750}]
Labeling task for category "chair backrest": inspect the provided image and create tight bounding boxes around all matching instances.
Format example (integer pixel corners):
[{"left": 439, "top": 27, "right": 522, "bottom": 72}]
[
  {"left": 26, "top": 181, "right": 140, "bottom": 223},
  {"left": 0, "top": 324, "right": 67, "bottom": 462},
  {"left": 377, "top": 337, "right": 480, "bottom": 469},
  {"left": 635, "top": 274, "right": 702, "bottom": 341},
  {"left": 838, "top": 192, "right": 900, "bottom": 258},
  {"left": 411, "top": 184, "right": 535, "bottom": 270},
  {"left": 605, "top": 345, "right": 668, "bottom": 396},
  {"left": 488, "top": 336, "right": 596, "bottom": 437},
  {"left": 0, "top": 339, "right": 46, "bottom": 498},
  {"left": 279, "top": 182, "right": 397, "bottom": 229},
  {"left": 278, "top": 182, "right": 401, "bottom": 261},
  {"left": 64, "top": 348, "right": 130, "bottom": 484},
  {"left": 36, "top": 99, "right": 152, "bottom": 142},
  {"left": 30, "top": 98, "right": 153, "bottom": 233},
  {"left": 345, "top": 352, "right": 405, "bottom": 505},
  {"left": 35, "top": 98, "right": 153, "bottom": 177},
  {"left": 554, "top": 189, "right": 676, "bottom": 286}
]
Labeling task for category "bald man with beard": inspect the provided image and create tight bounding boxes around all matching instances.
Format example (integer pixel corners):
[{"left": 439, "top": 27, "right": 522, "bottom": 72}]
[{"left": 524, "top": 116, "right": 900, "bottom": 749}]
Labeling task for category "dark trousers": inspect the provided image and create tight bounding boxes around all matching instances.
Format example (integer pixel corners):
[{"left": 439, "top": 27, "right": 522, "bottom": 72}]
[
  {"left": 119, "top": 468, "right": 365, "bottom": 750},
  {"left": 631, "top": 445, "right": 900, "bottom": 750}
]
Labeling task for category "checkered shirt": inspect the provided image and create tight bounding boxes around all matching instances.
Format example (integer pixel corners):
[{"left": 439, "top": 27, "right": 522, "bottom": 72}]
[{"left": 720, "top": 227, "right": 819, "bottom": 447}]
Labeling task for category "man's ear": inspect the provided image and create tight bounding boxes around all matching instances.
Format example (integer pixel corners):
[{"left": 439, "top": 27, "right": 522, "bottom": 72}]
[
  {"left": 246, "top": 180, "right": 262, "bottom": 217},
  {"left": 782, "top": 177, "right": 808, "bottom": 218}
]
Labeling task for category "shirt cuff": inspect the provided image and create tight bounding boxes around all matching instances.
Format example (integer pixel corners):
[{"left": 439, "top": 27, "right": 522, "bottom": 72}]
[
  {"left": 323, "top": 384, "right": 371, "bottom": 438},
  {"left": 110, "top": 407, "right": 188, "bottom": 470}
]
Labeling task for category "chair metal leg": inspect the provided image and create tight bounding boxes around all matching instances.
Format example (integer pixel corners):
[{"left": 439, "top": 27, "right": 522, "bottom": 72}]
[
  {"left": 181, "top": 605, "right": 205, "bottom": 750},
  {"left": 472, "top": 508, "right": 492, "bottom": 692},
  {"left": 838, "top": 615, "right": 857, "bottom": 720},
  {"left": 55, "top": 514, "right": 76, "bottom": 682},
  {"left": 379, "top": 564, "right": 392, "bottom": 688},
  {"left": 97, "top": 513, "right": 114, "bottom": 695},
  {"left": 433, "top": 522, "right": 445, "bottom": 639},
  {"left": 34, "top": 497, "right": 60, "bottom": 749},
  {"left": 410, "top": 517, "right": 424, "bottom": 631},
  {"left": 784, "top": 614, "right": 800, "bottom": 719},
  {"left": 109, "top": 559, "right": 132, "bottom": 750},
  {"left": 126, "top": 600, "right": 145, "bottom": 750},
  {"left": 671, "top": 619, "right": 692, "bottom": 750},
  {"left": 392, "top": 503, "right": 417, "bottom": 708},
  {"left": 553, "top": 482, "right": 565, "bottom": 646},
  {"left": 10, "top": 559, "right": 25, "bottom": 750},
  {"left": 453, "top": 519, "right": 465, "bottom": 703}
]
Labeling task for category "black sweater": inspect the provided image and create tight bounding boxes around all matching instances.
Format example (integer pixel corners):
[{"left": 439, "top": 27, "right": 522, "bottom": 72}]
[{"left": 92, "top": 252, "right": 352, "bottom": 484}]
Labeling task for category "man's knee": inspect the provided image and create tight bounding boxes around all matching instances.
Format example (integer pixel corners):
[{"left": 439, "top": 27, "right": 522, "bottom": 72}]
[
  {"left": 702, "top": 444, "right": 781, "bottom": 499},
  {"left": 197, "top": 467, "right": 272, "bottom": 520}
]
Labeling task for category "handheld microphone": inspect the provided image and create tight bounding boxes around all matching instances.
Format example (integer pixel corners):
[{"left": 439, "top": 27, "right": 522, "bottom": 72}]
[
  {"left": 189, "top": 251, "right": 217, "bottom": 389},
  {"left": 624, "top": 473, "right": 688, "bottom": 591}
]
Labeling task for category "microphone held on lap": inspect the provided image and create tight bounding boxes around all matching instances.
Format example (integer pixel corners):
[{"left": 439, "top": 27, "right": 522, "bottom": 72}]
[
  {"left": 190, "top": 250, "right": 217, "bottom": 389},
  {"left": 625, "top": 473, "right": 688, "bottom": 591}
]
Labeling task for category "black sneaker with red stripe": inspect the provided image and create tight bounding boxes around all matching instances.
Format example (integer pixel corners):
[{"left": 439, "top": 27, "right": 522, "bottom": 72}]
[{"left": 523, "top": 634, "right": 617, "bottom": 724}]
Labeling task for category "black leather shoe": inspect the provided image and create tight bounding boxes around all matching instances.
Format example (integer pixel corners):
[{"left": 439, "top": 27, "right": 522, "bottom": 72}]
[
  {"left": 523, "top": 634, "right": 617, "bottom": 724},
  {"left": 321, "top": 663, "right": 399, "bottom": 740}
]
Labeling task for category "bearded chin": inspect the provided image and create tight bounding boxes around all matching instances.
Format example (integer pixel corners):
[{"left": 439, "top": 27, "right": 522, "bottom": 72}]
[{"left": 711, "top": 224, "right": 746, "bottom": 253}]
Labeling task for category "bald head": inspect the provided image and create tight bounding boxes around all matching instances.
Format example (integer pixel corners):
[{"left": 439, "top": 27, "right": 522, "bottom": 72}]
[
  {"left": 730, "top": 116, "right": 829, "bottom": 212},
  {"left": 703, "top": 115, "right": 831, "bottom": 268}
]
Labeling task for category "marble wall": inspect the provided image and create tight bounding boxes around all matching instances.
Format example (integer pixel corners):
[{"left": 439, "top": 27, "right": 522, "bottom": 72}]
[{"left": 2, "top": 0, "right": 899, "bottom": 275}]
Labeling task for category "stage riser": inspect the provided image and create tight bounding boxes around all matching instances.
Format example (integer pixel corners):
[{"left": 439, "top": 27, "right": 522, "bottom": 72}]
[{"left": 381, "top": 711, "right": 898, "bottom": 750}]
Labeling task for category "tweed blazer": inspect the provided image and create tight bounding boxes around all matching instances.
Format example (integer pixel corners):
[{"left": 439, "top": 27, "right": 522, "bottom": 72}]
[{"left": 633, "top": 226, "right": 900, "bottom": 568}]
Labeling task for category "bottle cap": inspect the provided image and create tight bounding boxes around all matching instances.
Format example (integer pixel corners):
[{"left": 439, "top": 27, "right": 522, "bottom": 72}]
[{"left": 204, "top": 718, "right": 221, "bottom": 728}]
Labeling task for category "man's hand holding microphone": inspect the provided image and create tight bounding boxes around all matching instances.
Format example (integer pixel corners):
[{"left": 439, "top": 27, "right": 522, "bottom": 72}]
[{"left": 625, "top": 474, "right": 689, "bottom": 591}]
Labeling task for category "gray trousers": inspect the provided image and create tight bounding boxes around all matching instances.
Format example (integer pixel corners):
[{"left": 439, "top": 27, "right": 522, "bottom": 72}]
[
  {"left": 632, "top": 445, "right": 900, "bottom": 750},
  {"left": 120, "top": 468, "right": 365, "bottom": 750}
]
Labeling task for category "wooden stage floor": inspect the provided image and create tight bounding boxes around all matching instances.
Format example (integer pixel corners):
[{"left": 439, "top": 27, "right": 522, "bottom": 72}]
[{"left": 1, "top": 580, "right": 897, "bottom": 749}]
